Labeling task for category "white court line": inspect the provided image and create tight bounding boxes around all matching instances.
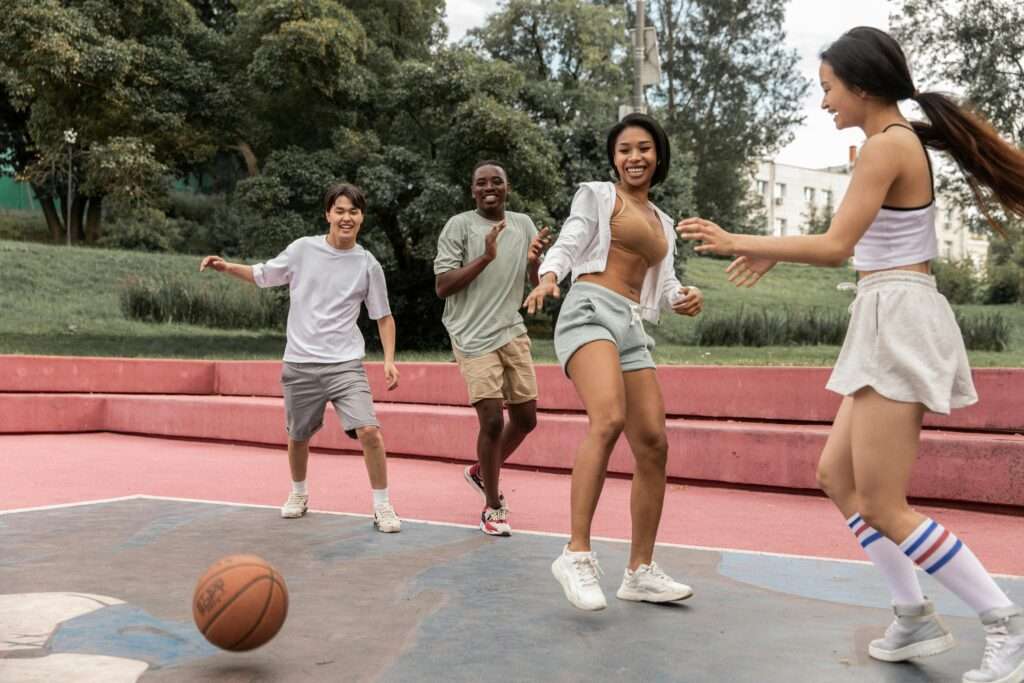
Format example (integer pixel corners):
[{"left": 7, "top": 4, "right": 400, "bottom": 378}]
[
  {"left": 0, "top": 495, "right": 141, "bottom": 516},
  {"left": 5, "top": 493, "right": 1021, "bottom": 581}
]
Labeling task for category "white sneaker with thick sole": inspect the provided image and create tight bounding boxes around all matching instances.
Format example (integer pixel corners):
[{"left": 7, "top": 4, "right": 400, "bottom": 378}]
[
  {"left": 616, "top": 562, "right": 693, "bottom": 603},
  {"left": 280, "top": 492, "right": 309, "bottom": 518},
  {"left": 373, "top": 503, "right": 402, "bottom": 533},
  {"left": 963, "top": 607, "right": 1024, "bottom": 683},
  {"left": 868, "top": 600, "right": 955, "bottom": 662},
  {"left": 551, "top": 546, "right": 607, "bottom": 611}
]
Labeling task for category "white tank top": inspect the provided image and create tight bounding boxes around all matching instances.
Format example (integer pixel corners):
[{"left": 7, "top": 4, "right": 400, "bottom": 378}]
[{"left": 852, "top": 124, "right": 939, "bottom": 271}]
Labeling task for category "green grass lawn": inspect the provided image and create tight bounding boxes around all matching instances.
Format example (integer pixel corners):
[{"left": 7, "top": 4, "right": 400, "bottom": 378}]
[{"left": 2, "top": 239, "right": 1022, "bottom": 366}]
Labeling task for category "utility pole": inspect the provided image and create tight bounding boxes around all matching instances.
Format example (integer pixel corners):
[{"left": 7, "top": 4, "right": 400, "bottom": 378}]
[{"left": 633, "top": 0, "right": 645, "bottom": 113}]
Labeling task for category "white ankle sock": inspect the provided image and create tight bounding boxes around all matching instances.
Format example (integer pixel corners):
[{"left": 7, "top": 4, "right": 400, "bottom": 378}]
[
  {"left": 900, "top": 517, "right": 1014, "bottom": 615},
  {"left": 291, "top": 480, "right": 307, "bottom": 495},
  {"left": 372, "top": 488, "right": 389, "bottom": 507},
  {"left": 848, "top": 513, "right": 925, "bottom": 605}
]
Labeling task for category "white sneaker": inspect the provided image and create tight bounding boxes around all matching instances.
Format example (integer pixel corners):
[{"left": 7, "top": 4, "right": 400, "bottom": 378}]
[
  {"left": 373, "top": 503, "right": 402, "bottom": 533},
  {"left": 963, "top": 607, "right": 1024, "bottom": 683},
  {"left": 480, "top": 506, "right": 511, "bottom": 537},
  {"left": 616, "top": 562, "right": 693, "bottom": 603},
  {"left": 868, "top": 600, "right": 955, "bottom": 662},
  {"left": 551, "top": 546, "right": 607, "bottom": 611},
  {"left": 280, "top": 492, "right": 309, "bottom": 518}
]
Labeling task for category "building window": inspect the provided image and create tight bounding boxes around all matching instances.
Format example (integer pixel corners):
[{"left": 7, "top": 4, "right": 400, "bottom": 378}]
[
  {"left": 776, "top": 218, "right": 788, "bottom": 234},
  {"left": 776, "top": 183, "right": 787, "bottom": 198},
  {"left": 803, "top": 187, "right": 815, "bottom": 202},
  {"left": 944, "top": 240, "right": 953, "bottom": 257},
  {"left": 822, "top": 189, "right": 832, "bottom": 204},
  {"left": 756, "top": 180, "right": 768, "bottom": 195}
]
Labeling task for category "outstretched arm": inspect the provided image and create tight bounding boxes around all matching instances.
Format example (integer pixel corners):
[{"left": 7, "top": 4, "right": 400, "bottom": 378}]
[
  {"left": 199, "top": 256, "right": 255, "bottom": 284},
  {"left": 678, "top": 137, "right": 898, "bottom": 268}
]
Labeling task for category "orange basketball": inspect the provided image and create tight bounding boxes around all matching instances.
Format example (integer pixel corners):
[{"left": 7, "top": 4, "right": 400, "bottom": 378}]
[{"left": 192, "top": 554, "right": 288, "bottom": 651}]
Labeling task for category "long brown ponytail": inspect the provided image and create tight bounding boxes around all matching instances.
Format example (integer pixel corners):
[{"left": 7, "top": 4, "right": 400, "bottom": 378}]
[{"left": 821, "top": 27, "right": 1024, "bottom": 236}]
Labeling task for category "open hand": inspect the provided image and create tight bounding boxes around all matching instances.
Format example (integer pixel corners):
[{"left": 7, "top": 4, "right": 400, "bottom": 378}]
[
  {"left": 199, "top": 255, "right": 227, "bottom": 272},
  {"left": 483, "top": 219, "right": 507, "bottom": 262},
  {"left": 523, "top": 277, "right": 560, "bottom": 315},
  {"left": 671, "top": 286, "right": 703, "bottom": 317},
  {"left": 676, "top": 218, "right": 736, "bottom": 256},
  {"left": 726, "top": 256, "right": 777, "bottom": 288},
  {"left": 528, "top": 226, "right": 552, "bottom": 265}
]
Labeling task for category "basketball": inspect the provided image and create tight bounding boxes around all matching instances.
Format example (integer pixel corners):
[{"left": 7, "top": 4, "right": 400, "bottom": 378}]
[{"left": 192, "top": 554, "right": 289, "bottom": 651}]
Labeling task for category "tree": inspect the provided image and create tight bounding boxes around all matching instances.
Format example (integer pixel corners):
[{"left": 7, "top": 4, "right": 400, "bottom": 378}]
[
  {"left": 646, "top": 0, "right": 809, "bottom": 231},
  {"left": 0, "top": 0, "right": 229, "bottom": 241},
  {"left": 802, "top": 192, "right": 834, "bottom": 235},
  {"left": 892, "top": 0, "right": 1024, "bottom": 294}
]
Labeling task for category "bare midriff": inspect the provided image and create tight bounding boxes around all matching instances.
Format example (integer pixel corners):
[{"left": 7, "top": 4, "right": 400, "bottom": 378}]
[
  {"left": 578, "top": 193, "right": 667, "bottom": 302},
  {"left": 858, "top": 261, "right": 930, "bottom": 280}
]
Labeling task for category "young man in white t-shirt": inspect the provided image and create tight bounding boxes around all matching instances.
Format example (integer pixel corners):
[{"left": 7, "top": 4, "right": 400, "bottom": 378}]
[{"left": 199, "top": 183, "right": 402, "bottom": 532}]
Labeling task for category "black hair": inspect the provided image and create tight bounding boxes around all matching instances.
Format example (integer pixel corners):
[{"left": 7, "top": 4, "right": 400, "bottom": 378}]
[
  {"left": 471, "top": 159, "right": 507, "bottom": 182},
  {"left": 606, "top": 113, "right": 671, "bottom": 187},
  {"left": 821, "top": 27, "right": 1024, "bottom": 234},
  {"left": 322, "top": 182, "right": 367, "bottom": 214}
]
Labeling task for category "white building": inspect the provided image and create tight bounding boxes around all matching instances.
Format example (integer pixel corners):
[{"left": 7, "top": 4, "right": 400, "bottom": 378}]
[{"left": 753, "top": 148, "right": 989, "bottom": 268}]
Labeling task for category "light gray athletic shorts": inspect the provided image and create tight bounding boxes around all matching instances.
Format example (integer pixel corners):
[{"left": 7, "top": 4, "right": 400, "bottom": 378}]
[
  {"left": 826, "top": 271, "right": 978, "bottom": 414},
  {"left": 554, "top": 281, "right": 656, "bottom": 376},
  {"left": 281, "top": 360, "right": 379, "bottom": 441}
]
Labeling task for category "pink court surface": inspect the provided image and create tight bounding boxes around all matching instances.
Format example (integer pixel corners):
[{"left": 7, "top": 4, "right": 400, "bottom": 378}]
[{"left": 2, "top": 355, "right": 1022, "bottom": 682}]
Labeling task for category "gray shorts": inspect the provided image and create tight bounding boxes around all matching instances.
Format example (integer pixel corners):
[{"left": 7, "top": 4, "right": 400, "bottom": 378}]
[
  {"left": 554, "top": 281, "right": 656, "bottom": 376},
  {"left": 281, "top": 360, "right": 379, "bottom": 441}
]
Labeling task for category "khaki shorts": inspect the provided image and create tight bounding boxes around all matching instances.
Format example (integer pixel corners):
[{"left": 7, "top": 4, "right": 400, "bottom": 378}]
[
  {"left": 452, "top": 334, "right": 538, "bottom": 405},
  {"left": 281, "top": 360, "right": 379, "bottom": 441}
]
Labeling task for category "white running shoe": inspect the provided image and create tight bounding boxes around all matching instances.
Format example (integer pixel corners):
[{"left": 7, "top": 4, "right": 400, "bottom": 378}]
[
  {"left": 280, "top": 492, "right": 309, "bottom": 518},
  {"left": 616, "top": 562, "right": 693, "bottom": 603},
  {"left": 963, "top": 606, "right": 1024, "bottom": 683},
  {"left": 373, "top": 503, "right": 402, "bottom": 533},
  {"left": 551, "top": 546, "right": 607, "bottom": 611},
  {"left": 480, "top": 506, "right": 511, "bottom": 537},
  {"left": 868, "top": 600, "right": 955, "bottom": 662}
]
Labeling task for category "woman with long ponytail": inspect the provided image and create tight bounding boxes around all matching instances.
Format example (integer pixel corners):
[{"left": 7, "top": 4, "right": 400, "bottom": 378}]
[{"left": 678, "top": 26, "right": 1024, "bottom": 683}]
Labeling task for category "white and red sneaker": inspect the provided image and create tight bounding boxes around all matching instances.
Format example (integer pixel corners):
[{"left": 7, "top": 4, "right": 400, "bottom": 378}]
[
  {"left": 480, "top": 506, "right": 511, "bottom": 537},
  {"left": 464, "top": 463, "right": 507, "bottom": 509}
]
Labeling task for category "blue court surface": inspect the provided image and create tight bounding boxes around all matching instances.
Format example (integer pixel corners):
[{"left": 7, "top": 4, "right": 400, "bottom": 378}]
[{"left": 1, "top": 497, "right": 1021, "bottom": 682}]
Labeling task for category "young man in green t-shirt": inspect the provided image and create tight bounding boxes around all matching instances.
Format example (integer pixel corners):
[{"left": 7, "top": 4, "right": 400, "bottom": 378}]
[{"left": 434, "top": 160, "right": 550, "bottom": 536}]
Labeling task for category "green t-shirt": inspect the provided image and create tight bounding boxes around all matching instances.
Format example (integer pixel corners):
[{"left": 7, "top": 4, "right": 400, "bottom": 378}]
[{"left": 434, "top": 210, "right": 538, "bottom": 357}]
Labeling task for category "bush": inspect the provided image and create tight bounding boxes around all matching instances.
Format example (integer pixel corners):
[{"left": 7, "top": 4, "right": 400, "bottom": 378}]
[
  {"left": 0, "top": 210, "right": 51, "bottom": 242},
  {"left": 120, "top": 273, "right": 288, "bottom": 330},
  {"left": 932, "top": 258, "right": 978, "bottom": 304},
  {"left": 955, "top": 310, "right": 1011, "bottom": 351},
  {"left": 693, "top": 306, "right": 848, "bottom": 347},
  {"left": 982, "top": 264, "right": 1022, "bottom": 304},
  {"left": 98, "top": 207, "right": 187, "bottom": 252}
]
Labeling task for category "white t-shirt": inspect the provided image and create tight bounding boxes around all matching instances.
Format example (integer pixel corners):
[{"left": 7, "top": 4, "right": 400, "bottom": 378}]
[{"left": 253, "top": 236, "right": 391, "bottom": 363}]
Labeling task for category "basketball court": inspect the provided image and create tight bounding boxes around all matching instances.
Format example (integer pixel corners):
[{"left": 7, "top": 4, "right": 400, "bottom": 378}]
[{"left": 2, "top": 432, "right": 1022, "bottom": 682}]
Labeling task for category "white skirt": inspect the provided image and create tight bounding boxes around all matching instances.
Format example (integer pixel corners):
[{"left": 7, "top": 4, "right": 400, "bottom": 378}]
[{"left": 826, "top": 271, "right": 978, "bottom": 414}]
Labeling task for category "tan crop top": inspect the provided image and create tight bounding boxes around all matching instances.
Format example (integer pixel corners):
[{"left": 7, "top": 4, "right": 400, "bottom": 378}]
[{"left": 609, "top": 193, "right": 668, "bottom": 267}]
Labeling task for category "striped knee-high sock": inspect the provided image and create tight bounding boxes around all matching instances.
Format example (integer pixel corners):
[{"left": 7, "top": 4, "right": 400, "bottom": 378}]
[
  {"left": 848, "top": 513, "right": 924, "bottom": 605},
  {"left": 900, "top": 517, "right": 1015, "bottom": 615}
]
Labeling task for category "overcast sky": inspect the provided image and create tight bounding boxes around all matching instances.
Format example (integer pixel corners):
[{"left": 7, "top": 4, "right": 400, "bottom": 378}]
[{"left": 444, "top": 0, "right": 903, "bottom": 169}]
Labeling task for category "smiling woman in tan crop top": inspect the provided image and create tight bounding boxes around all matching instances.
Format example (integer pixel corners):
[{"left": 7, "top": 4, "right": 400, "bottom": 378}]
[{"left": 522, "top": 114, "right": 704, "bottom": 612}]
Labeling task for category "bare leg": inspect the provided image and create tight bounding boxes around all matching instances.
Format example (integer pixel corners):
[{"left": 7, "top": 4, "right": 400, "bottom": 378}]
[
  {"left": 565, "top": 341, "right": 626, "bottom": 553},
  {"left": 288, "top": 438, "right": 310, "bottom": 482},
  {"left": 472, "top": 398, "right": 506, "bottom": 510},
  {"left": 850, "top": 387, "right": 927, "bottom": 541},
  {"left": 816, "top": 397, "right": 858, "bottom": 517},
  {"left": 356, "top": 426, "right": 388, "bottom": 491},
  {"left": 621, "top": 369, "right": 668, "bottom": 571}
]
